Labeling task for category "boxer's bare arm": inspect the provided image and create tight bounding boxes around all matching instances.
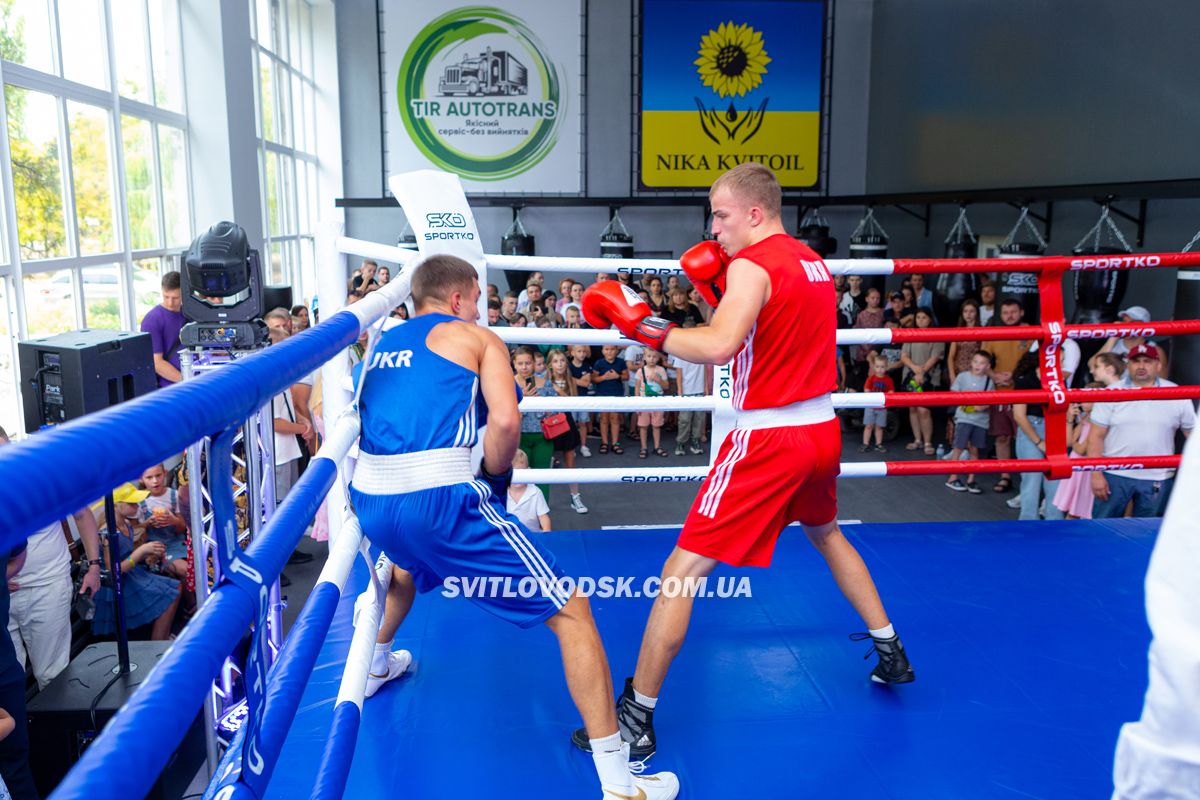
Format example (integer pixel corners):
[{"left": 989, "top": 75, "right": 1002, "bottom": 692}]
[
  {"left": 427, "top": 321, "right": 520, "bottom": 473},
  {"left": 664, "top": 258, "right": 770, "bottom": 364}
]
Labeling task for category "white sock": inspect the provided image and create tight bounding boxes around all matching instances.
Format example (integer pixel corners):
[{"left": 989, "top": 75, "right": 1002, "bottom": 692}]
[
  {"left": 371, "top": 640, "right": 393, "bottom": 675},
  {"left": 633, "top": 688, "right": 658, "bottom": 709},
  {"left": 590, "top": 733, "right": 634, "bottom": 792},
  {"left": 869, "top": 623, "right": 896, "bottom": 640}
]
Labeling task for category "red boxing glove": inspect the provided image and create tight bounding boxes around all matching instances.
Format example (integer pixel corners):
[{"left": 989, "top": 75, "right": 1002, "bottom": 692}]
[
  {"left": 680, "top": 240, "right": 730, "bottom": 308},
  {"left": 581, "top": 281, "right": 677, "bottom": 350}
]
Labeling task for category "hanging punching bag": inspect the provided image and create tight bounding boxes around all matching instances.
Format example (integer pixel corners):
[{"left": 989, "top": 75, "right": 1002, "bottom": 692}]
[
  {"left": 937, "top": 206, "right": 979, "bottom": 325},
  {"left": 848, "top": 207, "right": 887, "bottom": 295},
  {"left": 1071, "top": 206, "right": 1133, "bottom": 325},
  {"left": 995, "top": 206, "right": 1046, "bottom": 324},
  {"left": 501, "top": 208, "right": 535, "bottom": 295},
  {"left": 600, "top": 209, "right": 634, "bottom": 259},
  {"left": 996, "top": 242, "right": 1043, "bottom": 324},
  {"left": 797, "top": 207, "right": 838, "bottom": 258},
  {"left": 1070, "top": 206, "right": 1135, "bottom": 371}
]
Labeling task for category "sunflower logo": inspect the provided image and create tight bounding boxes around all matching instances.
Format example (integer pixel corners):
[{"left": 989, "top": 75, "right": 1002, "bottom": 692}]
[
  {"left": 694, "top": 22, "right": 770, "bottom": 98},
  {"left": 692, "top": 21, "right": 771, "bottom": 144}
]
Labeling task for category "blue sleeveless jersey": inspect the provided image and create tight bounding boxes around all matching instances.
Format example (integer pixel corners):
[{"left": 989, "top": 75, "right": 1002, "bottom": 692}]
[{"left": 357, "top": 313, "right": 479, "bottom": 455}]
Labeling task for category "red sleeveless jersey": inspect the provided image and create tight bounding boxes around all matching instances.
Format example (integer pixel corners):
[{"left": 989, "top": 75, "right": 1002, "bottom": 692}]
[{"left": 729, "top": 233, "right": 836, "bottom": 411}]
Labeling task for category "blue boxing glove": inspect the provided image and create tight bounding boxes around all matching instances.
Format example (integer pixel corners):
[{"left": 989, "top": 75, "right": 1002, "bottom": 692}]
[
  {"left": 479, "top": 461, "right": 513, "bottom": 501},
  {"left": 476, "top": 381, "right": 523, "bottom": 500}
]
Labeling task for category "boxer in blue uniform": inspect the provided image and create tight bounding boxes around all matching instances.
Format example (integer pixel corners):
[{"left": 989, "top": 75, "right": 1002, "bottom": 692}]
[{"left": 349, "top": 255, "right": 679, "bottom": 799}]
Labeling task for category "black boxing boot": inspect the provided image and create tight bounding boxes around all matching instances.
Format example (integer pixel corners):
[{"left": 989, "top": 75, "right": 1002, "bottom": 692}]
[
  {"left": 850, "top": 631, "right": 915, "bottom": 684},
  {"left": 571, "top": 678, "right": 657, "bottom": 760}
]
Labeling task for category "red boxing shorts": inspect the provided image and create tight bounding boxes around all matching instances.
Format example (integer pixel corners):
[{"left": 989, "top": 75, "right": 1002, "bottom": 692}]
[{"left": 678, "top": 418, "right": 841, "bottom": 567}]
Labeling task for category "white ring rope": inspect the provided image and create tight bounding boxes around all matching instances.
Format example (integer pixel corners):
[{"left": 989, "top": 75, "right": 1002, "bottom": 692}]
[
  {"left": 494, "top": 325, "right": 895, "bottom": 347},
  {"left": 335, "top": 234, "right": 895, "bottom": 276}
]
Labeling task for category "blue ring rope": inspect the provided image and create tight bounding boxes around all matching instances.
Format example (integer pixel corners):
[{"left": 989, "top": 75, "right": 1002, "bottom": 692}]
[{"left": 0, "top": 309, "right": 360, "bottom": 553}]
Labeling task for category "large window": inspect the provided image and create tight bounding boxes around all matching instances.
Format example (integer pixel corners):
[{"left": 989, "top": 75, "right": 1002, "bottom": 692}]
[
  {"left": 0, "top": 0, "right": 191, "bottom": 435},
  {"left": 251, "top": 0, "right": 317, "bottom": 298}
]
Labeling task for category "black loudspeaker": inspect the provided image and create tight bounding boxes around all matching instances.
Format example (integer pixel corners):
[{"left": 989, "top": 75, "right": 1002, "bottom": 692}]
[
  {"left": 27, "top": 641, "right": 206, "bottom": 799},
  {"left": 18, "top": 329, "right": 156, "bottom": 433}
]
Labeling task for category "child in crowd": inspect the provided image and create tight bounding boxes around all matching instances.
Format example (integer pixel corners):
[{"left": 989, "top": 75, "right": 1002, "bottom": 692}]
[
  {"left": 623, "top": 345, "right": 644, "bottom": 439},
  {"left": 93, "top": 483, "right": 182, "bottom": 641},
  {"left": 512, "top": 347, "right": 556, "bottom": 499},
  {"left": 1089, "top": 351, "right": 1126, "bottom": 385},
  {"left": 533, "top": 350, "right": 547, "bottom": 379},
  {"left": 1052, "top": 383, "right": 1104, "bottom": 518},
  {"left": 591, "top": 345, "right": 628, "bottom": 454},
  {"left": 569, "top": 345, "right": 593, "bottom": 457},
  {"left": 634, "top": 349, "right": 670, "bottom": 458},
  {"left": 860, "top": 355, "right": 894, "bottom": 452},
  {"left": 506, "top": 449, "right": 551, "bottom": 532},
  {"left": 670, "top": 354, "right": 708, "bottom": 455},
  {"left": 138, "top": 462, "right": 189, "bottom": 580},
  {"left": 546, "top": 349, "right": 589, "bottom": 514},
  {"left": 945, "top": 350, "right": 994, "bottom": 493},
  {"left": 563, "top": 305, "right": 583, "bottom": 328}
]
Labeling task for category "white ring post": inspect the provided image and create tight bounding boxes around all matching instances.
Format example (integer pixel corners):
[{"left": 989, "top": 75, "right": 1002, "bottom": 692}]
[{"left": 709, "top": 360, "right": 736, "bottom": 470}]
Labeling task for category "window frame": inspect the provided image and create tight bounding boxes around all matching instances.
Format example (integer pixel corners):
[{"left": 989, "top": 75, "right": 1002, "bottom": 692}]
[
  {"left": 0, "top": 0, "right": 193, "bottom": 434},
  {"left": 251, "top": 0, "right": 318, "bottom": 300}
]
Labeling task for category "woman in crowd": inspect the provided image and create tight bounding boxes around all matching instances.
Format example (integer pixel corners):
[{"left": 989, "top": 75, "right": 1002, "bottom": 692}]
[
  {"left": 662, "top": 287, "right": 704, "bottom": 328},
  {"left": 900, "top": 308, "right": 945, "bottom": 455},
  {"left": 643, "top": 276, "right": 668, "bottom": 316},
  {"left": 545, "top": 349, "right": 589, "bottom": 514},
  {"left": 93, "top": 484, "right": 182, "bottom": 641},
  {"left": 947, "top": 298, "right": 984, "bottom": 383}
]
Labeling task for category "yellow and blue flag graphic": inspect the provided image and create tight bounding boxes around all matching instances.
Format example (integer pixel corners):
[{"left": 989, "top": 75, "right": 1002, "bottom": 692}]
[{"left": 640, "top": 0, "right": 825, "bottom": 188}]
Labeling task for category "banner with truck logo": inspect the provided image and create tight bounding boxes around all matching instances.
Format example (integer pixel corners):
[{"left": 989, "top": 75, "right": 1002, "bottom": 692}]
[
  {"left": 382, "top": 2, "right": 584, "bottom": 193},
  {"left": 639, "top": 0, "right": 826, "bottom": 189}
]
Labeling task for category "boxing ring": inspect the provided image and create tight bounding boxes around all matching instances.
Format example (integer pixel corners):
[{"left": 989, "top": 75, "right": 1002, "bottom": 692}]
[{"left": 0, "top": 170, "right": 1195, "bottom": 798}]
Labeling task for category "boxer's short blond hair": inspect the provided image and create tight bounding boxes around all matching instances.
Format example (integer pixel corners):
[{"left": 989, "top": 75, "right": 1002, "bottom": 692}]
[
  {"left": 412, "top": 255, "right": 478, "bottom": 307},
  {"left": 710, "top": 162, "right": 782, "bottom": 220}
]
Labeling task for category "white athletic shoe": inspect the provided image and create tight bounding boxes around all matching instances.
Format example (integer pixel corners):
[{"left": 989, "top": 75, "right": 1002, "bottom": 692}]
[
  {"left": 604, "top": 771, "right": 679, "bottom": 800},
  {"left": 599, "top": 743, "right": 679, "bottom": 800},
  {"left": 365, "top": 649, "right": 412, "bottom": 698},
  {"left": 571, "top": 493, "right": 589, "bottom": 514},
  {"left": 580, "top": 444, "right": 593, "bottom": 458},
  {"left": 1006, "top": 496, "right": 1022, "bottom": 509}
]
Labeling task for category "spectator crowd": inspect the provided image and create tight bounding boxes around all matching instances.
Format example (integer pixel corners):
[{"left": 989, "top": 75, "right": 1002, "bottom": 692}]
[{"left": 346, "top": 256, "right": 1192, "bottom": 527}]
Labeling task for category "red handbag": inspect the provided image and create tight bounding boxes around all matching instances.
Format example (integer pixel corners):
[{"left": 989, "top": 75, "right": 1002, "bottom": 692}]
[{"left": 540, "top": 412, "right": 571, "bottom": 440}]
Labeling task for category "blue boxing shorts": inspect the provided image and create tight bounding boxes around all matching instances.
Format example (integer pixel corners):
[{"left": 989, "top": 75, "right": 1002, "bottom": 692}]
[{"left": 349, "top": 479, "right": 571, "bottom": 628}]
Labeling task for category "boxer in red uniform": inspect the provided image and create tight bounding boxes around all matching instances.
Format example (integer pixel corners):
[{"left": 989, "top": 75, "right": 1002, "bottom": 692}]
[{"left": 574, "top": 163, "right": 913, "bottom": 759}]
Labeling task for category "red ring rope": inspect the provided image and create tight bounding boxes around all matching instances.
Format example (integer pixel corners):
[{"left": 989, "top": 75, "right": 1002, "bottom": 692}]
[{"left": 845, "top": 258, "right": 1198, "bottom": 481}]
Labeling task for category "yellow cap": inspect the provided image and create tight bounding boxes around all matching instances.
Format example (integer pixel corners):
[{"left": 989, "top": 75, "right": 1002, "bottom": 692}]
[{"left": 111, "top": 483, "right": 149, "bottom": 504}]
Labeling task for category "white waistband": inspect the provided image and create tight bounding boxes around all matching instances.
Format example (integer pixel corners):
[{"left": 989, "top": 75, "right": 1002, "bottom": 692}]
[
  {"left": 352, "top": 448, "right": 475, "bottom": 495},
  {"left": 734, "top": 394, "right": 835, "bottom": 430}
]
